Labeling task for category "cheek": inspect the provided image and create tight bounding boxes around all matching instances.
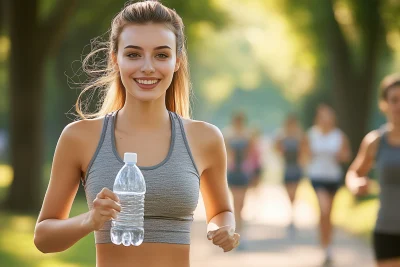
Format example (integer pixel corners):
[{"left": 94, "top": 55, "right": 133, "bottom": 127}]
[
  {"left": 118, "top": 60, "right": 140, "bottom": 75},
  {"left": 157, "top": 60, "right": 177, "bottom": 75}
]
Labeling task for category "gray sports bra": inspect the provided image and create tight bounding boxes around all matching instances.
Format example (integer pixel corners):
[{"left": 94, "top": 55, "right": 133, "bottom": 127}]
[
  {"left": 375, "top": 129, "right": 400, "bottom": 234},
  {"left": 83, "top": 111, "right": 200, "bottom": 244}
]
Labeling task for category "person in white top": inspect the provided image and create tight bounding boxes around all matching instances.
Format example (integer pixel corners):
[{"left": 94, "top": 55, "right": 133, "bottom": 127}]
[{"left": 302, "top": 104, "right": 351, "bottom": 264}]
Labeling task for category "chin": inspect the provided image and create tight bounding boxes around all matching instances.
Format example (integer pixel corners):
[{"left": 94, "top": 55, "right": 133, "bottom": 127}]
[{"left": 130, "top": 90, "right": 165, "bottom": 102}]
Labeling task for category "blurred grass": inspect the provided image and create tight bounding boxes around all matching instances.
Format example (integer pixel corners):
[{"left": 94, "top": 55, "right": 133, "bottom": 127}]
[
  {"left": 0, "top": 164, "right": 378, "bottom": 266},
  {"left": 266, "top": 162, "right": 379, "bottom": 241},
  {"left": 0, "top": 165, "right": 96, "bottom": 267},
  {"left": 296, "top": 178, "right": 378, "bottom": 241}
]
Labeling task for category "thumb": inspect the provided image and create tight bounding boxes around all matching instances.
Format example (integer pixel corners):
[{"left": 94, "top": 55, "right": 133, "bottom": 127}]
[
  {"left": 207, "top": 229, "right": 219, "bottom": 240},
  {"left": 207, "top": 225, "right": 235, "bottom": 240}
]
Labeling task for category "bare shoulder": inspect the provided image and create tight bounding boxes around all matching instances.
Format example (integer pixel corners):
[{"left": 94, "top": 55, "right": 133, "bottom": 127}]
[
  {"left": 181, "top": 118, "right": 224, "bottom": 147},
  {"left": 61, "top": 117, "right": 104, "bottom": 143},
  {"left": 180, "top": 118, "right": 225, "bottom": 174},
  {"left": 363, "top": 130, "right": 381, "bottom": 151},
  {"left": 58, "top": 117, "right": 105, "bottom": 171}
]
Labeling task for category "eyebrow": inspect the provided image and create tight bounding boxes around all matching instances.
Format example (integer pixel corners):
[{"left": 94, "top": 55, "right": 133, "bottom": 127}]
[{"left": 124, "top": 45, "right": 172, "bottom": 50}]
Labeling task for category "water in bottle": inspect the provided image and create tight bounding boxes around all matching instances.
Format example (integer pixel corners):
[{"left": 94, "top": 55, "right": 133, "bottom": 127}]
[{"left": 110, "top": 152, "right": 146, "bottom": 246}]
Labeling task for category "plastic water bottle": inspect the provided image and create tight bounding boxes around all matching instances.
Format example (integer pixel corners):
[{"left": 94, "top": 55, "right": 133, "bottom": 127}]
[{"left": 110, "top": 152, "right": 146, "bottom": 246}]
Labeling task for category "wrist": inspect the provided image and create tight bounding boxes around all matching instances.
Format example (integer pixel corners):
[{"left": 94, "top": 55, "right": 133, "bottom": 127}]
[{"left": 81, "top": 211, "right": 95, "bottom": 233}]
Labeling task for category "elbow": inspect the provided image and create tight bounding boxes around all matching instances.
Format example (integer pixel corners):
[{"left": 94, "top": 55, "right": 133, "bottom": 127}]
[
  {"left": 34, "top": 231, "right": 49, "bottom": 254},
  {"left": 34, "top": 235, "right": 63, "bottom": 254},
  {"left": 34, "top": 225, "right": 61, "bottom": 254}
]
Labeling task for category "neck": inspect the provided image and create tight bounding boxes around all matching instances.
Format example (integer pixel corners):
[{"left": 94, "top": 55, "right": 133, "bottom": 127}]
[
  {"left": 285, "top": 127, "right": 298, "bottom": 137},
  {"left": 233, "top": 125, "right": 244, "bottom": 133},
  {"left": 118, "top": 95, "right": 170, "bottom": 131},
  {"left": 387, "top": 122, "right": 400, "bottom": 135},
  {"left": 318, "top": 125, "right": 334, "bottom": 134}
]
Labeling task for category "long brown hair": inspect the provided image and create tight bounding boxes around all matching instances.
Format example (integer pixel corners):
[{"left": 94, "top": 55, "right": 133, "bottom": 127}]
[{"left": 76, "top": 0, "right": 191, "bottom": 119}]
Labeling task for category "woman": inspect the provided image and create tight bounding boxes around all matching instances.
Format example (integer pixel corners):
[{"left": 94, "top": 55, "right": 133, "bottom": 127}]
[
  {"left": 303, "top": 104, "right": 351, "bottom": 264},
  {"left": 244, "top": 128, "right": 263, "bottom": 189},
  {"left": 346, "top": 74, "right": 400, "bottom": 267},
  {"left": 33, "top": 2, "right": 239, "bottom": 267},
  {"left": 274, "top": 113, "right": 304, "bottom": 237},
  {"left": 224, "top": 112, "right": 251, "bottom": 247}
]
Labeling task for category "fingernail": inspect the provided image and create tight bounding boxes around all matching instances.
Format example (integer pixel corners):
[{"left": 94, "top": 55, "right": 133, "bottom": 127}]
[{"left": 207, "top": 232, "right": 213, "bottom": 239}]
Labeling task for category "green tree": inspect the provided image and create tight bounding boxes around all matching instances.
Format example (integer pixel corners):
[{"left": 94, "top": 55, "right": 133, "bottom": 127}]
[
  {"left": 5, "top": 0, "right": 76, "bottom": 212},
  {"left": 281, "top": 0, "right": 397, "bottom": 154}
]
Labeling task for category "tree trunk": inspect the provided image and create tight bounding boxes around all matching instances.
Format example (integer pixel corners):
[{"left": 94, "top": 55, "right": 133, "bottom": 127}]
[
  {"left": 4, "top": 0, "right": 76, "bottom": 213},
  {"left": 324, "top": 0, "right": 383, "bottom": 155},
  {"left": 4, "top": 0, "right": 43, "bottom": 212}
]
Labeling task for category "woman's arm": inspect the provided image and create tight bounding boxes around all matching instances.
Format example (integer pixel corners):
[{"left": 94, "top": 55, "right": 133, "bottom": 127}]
[
  {"left": 273, "top": 134, "right": 284, "bottom": 155},
  {"left": 337, "top": 132, "right": 352, "bottom": 163},
  {"left": 34, "top": 120, "right": 120, "bottom": 253},
  {"left": 345, "top": 130, "right": 380, "bottom": 196},
  {"left": 299, "top": 135, "right": 311, "bottom": 167},
  {"left": 199, "top": 126, "right": 235, "bottom": 229},
  {"left": 183, "top": 120, "right": 239, "bottom": 252}
]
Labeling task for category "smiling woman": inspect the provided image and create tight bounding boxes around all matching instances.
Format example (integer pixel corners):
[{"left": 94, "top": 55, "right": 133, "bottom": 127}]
[{"left": 33, "top": 1, "right": 239, "bottom": 267}]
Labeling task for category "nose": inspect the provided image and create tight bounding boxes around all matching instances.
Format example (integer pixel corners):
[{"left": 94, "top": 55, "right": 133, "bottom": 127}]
[{"left": 141, "top": 57, "right": 155, "bottom": 74}]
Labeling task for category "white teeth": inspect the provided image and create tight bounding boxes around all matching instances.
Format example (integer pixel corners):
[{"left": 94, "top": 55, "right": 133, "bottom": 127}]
[{"left": 136, "top": 79, "right": 158, "bottom": 85}]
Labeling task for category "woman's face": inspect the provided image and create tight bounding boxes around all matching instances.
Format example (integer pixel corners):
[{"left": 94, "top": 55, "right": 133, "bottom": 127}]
[
  {"left": 285, "top": 117, "right": 298, "bottom": 133},
  {"left": 385, "top": 86, "right": 400, "bottom": 124},
  {"left": 116, "top": 23, "right": 179, "bottom": 102},
  {"left": 316, "top": 107, "right": 335, "bottom": 129},
  {"left": 233, "top": 114, "right": 245, "bottom": 129}
]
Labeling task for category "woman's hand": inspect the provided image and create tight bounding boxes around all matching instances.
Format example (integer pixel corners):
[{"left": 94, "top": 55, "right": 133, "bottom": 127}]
[
  {"left": 84, "top": 188, "right": 121, "bottom": 231},
  {"left": 207, "top": 225, "right": 240, "bottom": 252},
  {"left": 347, "top": 176, "right": 370, "bottom": 197}
]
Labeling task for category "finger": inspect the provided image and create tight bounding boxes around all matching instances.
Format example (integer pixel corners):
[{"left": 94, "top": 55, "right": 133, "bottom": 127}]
[
  {"left": 222, "top": 242, "right": 235, "bottom": 252},
  {"left": 207, "top": 228, "right": 219, "bottom": 240},
  {"left": 209, "top": 226, "right": 234, "bottom": 240},
  {"left": 218, "top": 236, "right": 233, "bottom": 248},
  {"left": 95, "top": 198, "right": 121, "bottom": 212},
  {"left": 97, "top": 188, "right": 120, "bottom": 202},
  {"left": 224, "top": 245, "right": 235, "bottom": 252},
  {"left": 213, "top": 235, "right": 230, "bottom": 246},
  {"left": 224, "top": 235, "right": 240, "bottom": 252},
  {"left": 99, "top": 209, "right": 115, "bottom": 220}
]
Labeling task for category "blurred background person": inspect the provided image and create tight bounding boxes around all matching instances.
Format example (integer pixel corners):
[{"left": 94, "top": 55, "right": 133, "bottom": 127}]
[
  {"left": 1, "top": 0, "right": 393, "bottom": 265},
  {"left": 224, "top": 111, "right": 252, "bottom": 248},
  {"left": 274, "top": 113, "right": 304, "bottom": 238},
  {"left": 302, "top": 104, "right": 351, "bottom": 264},
  {"left": 244, "top": 128, "right": 264, "bottom": 189},
  {"left": 346, "top": 74, "right": 400, "bottom": 267}
]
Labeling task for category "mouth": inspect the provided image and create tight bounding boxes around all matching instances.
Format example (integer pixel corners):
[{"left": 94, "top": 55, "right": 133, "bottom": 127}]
[{"left": 134, "top": 78, "right": 161, "bottom": 90}]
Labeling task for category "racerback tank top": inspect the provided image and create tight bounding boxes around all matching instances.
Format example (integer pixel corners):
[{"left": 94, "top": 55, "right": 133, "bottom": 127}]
[
  {"left": 375, "top": 129, "right": 400, "bottom": 234},
  {"left": 83, "top": 110, "right": 200, "bottom": 244}
]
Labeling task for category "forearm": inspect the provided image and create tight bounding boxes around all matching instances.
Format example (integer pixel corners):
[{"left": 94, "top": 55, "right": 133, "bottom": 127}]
[
  {"left": 207, "top": 211, "right": 235, "bottom": 233},
  {"left": 338, "top": 150, "right": 351, "bottom": 163},
  {"left": 34, "top": 212, "right": 93, "bottom": 253}
]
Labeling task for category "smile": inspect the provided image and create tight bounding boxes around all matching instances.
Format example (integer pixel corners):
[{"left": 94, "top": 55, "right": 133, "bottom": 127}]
[
  {"left": 134, "top": 79, "right": 159, "bottom": 85},
  {"left": 133, "top": 78, "right": 161, "bottom": 90}
]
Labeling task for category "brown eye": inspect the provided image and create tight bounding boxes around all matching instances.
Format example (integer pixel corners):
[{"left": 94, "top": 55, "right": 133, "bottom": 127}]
[
  {"left": 156, "top": 53, "right": 168, "bottom": 59},
  {"left": 127, "top": 53, "right": 140, "bottom": 58}
]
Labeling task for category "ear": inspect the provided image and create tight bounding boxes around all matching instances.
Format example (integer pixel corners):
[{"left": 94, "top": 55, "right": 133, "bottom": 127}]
[
  {"left": 379, "top": 100, "right": 388, "bottom": 114},
  {"left": 174, "top": 57, "right": 181, "bottom": 72}
]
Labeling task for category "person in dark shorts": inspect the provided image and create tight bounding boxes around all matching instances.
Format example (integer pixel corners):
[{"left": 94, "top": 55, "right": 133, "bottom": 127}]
[
  {"left": 274, "top": 113, "right": 304, "bottom": 237},
  {"left": 346, "top": 73, "right": 400, "bottom": 266},
  {"left": 224, "top": 112, "right": 251, "bottom": 246},
  {"left": 244, "top": 128, "right": 264, "bottom": 189},
  {"left": 303, "top": 105, "right": 351, "bottom": 264}
]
